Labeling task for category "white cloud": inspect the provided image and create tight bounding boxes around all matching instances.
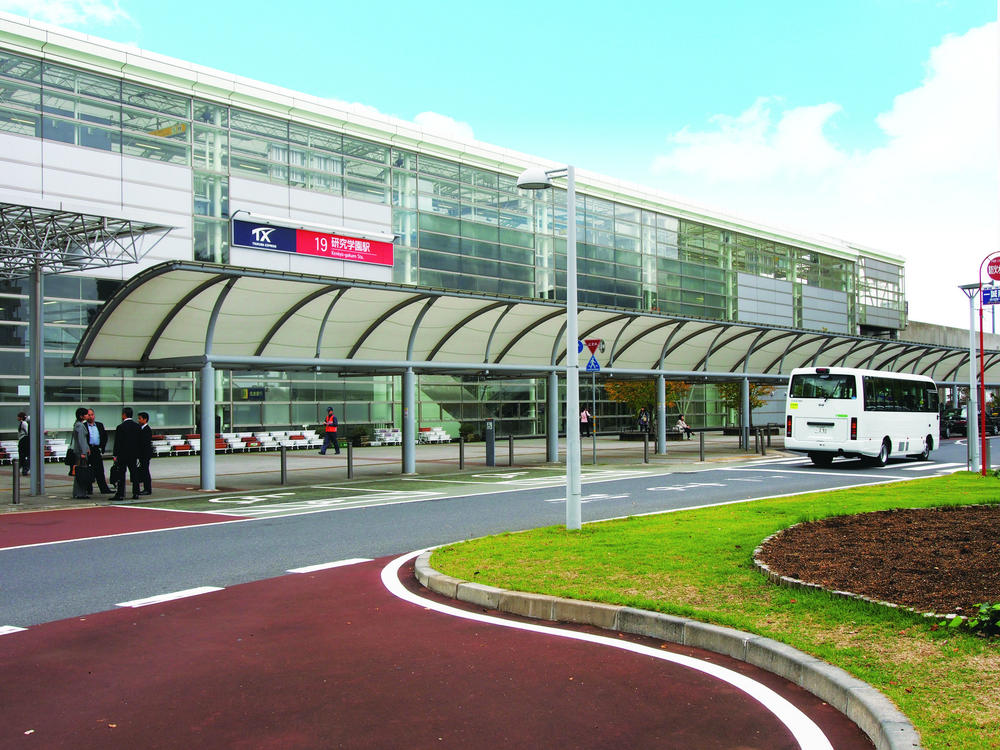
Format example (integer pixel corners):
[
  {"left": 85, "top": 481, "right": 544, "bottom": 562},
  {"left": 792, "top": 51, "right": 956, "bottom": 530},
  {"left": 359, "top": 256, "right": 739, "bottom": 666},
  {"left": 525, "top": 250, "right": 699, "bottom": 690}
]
[
  {"left": 651, "top": 22, "right": 999, "bottom": 331},
  {"left": 412, "top": 111, "right": 476, "bottom": 143},
  {"left": 0, "top": 0, "right": 130, "bottom": 25}
]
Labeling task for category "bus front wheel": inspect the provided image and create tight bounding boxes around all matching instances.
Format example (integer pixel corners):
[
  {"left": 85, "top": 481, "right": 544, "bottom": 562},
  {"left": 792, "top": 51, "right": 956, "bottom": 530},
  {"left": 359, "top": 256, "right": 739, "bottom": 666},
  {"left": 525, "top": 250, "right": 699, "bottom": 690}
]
[{"left": 919, "top": 436, "right": 932, "bottom": 461}]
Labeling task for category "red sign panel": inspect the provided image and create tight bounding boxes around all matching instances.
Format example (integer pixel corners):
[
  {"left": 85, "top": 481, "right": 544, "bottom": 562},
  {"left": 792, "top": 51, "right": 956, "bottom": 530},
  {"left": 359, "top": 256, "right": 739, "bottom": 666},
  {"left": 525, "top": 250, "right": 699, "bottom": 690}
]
[
  {"left": 296, "top": 229, "right": 394, "bottom": 267},
  {"left": 584, "top": 338, "right": 602, "bottom": 355},
  {"left": 988, "top": 256, "right": 1000, "bottom": 281}
]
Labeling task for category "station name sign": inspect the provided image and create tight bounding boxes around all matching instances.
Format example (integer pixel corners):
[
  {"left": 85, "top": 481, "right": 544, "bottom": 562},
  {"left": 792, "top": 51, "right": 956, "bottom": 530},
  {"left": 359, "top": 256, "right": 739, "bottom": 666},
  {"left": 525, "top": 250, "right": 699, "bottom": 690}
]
[{"left": 231, "top": 219, "right": 394, "bottom": 267}]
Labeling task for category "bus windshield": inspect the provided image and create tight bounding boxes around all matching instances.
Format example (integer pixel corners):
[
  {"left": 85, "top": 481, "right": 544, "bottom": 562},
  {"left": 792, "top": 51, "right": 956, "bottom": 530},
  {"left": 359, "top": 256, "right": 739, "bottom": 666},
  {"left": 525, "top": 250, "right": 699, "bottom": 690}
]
[{"left": 789, "top": 373, "right": 856, "bottom": 399}]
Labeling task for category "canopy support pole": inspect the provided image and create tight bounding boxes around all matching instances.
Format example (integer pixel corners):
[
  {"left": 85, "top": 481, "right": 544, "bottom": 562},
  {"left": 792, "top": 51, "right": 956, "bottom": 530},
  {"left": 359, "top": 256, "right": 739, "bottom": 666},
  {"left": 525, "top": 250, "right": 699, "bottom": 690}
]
[
  {"left": 200, "top": 362, "right": 216, "bottom": 490},
  {"left": 656, "top": 375, "right": 667, "bottom": 455},
  {"left": 402, "top": 368, "right": 416, "bottom": 474},
  {"left": 546, "top": 371, "right": 559, "bottom": 462},
  {"left": 29, "top": 263, "right": 44, "bottom": 496}
]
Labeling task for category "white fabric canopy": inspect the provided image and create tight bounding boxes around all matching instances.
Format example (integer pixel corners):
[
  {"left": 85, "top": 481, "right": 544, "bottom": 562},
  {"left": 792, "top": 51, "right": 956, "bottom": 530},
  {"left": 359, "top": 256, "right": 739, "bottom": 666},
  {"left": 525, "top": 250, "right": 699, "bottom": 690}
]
[{"left": 72, "top": 261, "right": 995, "bottom": 385}]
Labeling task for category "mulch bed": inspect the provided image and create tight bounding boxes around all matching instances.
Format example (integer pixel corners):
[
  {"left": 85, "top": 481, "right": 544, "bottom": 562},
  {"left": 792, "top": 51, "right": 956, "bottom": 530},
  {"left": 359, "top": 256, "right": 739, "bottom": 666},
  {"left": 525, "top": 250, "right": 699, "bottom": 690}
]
[{"left": 755, "top": 505, "right": 1000, "bottom": 614}]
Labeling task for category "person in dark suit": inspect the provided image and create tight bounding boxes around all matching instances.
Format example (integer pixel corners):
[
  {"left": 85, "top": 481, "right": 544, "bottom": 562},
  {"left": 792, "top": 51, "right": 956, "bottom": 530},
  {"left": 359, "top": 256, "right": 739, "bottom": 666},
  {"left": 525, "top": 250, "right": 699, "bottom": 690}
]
[
  {"left": 85, "top": 408, "right": 112, "bottom": 494},
  {"left": 111, "top": 407, "right": 143, "bottom": 501},
  {"left": 137, "top": 411, "right": 153, "bottom": 496}
]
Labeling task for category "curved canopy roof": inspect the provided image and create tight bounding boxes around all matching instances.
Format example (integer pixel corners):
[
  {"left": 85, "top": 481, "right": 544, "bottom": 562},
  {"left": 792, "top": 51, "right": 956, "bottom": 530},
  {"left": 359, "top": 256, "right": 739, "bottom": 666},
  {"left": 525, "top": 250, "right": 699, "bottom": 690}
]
[{"left": 72, "top": 261, "right": 998, "bottom": 385}]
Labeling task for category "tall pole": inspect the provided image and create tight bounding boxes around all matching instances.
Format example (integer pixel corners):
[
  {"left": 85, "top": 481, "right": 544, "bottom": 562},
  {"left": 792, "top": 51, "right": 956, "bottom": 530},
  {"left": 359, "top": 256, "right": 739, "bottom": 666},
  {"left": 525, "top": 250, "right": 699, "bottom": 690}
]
[
  {"left": 962, "top": 285, "right": 980, "bottom": 472},
  {"left": 29, "top": 264, "right": 44, "bottom": 496},
  {"left": 564, "top": 165, "right": 582, "bottom": 530}
]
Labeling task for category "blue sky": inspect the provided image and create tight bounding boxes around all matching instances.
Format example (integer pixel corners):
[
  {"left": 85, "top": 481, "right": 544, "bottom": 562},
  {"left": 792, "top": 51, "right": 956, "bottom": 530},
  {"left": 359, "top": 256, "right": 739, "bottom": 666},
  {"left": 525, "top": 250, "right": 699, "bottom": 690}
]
[{"left": 2, "top": 0, "right": 997, "bottom": 329}]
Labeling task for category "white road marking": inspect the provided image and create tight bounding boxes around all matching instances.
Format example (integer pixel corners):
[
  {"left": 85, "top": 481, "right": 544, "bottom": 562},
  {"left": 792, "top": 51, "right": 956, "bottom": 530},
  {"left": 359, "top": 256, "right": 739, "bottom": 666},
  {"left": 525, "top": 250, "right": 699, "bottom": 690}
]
[
  {"left": 0, "top": 625, "right": 27, "bottom": 635},
  {"left": 901, "top": 462, "right": 964, "bottom": 472},
  {"left": 544, "top": 493, "right": 630, "bottom": 504},
  {"left": 647, "top": 482, "right": 727, "bottom": 492},
  {"left": 287, "top": 558, "right": 372, "bottom": 573},
  {"left": 382, "top": 550, "right": 833, "bottom": 750},
  {"left": 116, "top": 586, "right": 223, "bottom": 608}
]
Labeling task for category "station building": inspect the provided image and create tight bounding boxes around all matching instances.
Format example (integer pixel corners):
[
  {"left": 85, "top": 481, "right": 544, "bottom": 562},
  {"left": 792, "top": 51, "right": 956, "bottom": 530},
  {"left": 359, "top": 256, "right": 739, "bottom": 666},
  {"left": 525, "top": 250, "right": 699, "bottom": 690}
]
[{"left": 0, "top": 14, "right": 917, "bottom": 438}]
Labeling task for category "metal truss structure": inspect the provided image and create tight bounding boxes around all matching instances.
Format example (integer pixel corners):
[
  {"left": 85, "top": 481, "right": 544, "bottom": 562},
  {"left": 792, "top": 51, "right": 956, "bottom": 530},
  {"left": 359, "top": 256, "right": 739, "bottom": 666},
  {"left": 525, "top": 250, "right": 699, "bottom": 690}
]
[{"left": 0, "top": 202, "right": 170, "bottom": 279}]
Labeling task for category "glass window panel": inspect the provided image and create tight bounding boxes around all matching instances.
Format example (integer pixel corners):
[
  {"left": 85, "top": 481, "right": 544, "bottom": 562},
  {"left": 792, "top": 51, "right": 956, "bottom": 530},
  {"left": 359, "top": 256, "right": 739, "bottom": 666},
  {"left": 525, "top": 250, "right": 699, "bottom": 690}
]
[
  {"left": 122, "top": 82, "right": 188, "bottom": 118},
  {"left": 418, "top": 175, "right": 460, "bottom": 198},
  {"left": 418, "top": 194, "right": 460, "bottom": 217},
  {"left": 460, "top": 165, "right": 498, "bottom": 190},
  {"left": 0, "top": 79, "right": 40, "bottom": 111},
  {"left": 391, "top": 148, "right": 417, "bottom": 170},
  {"left": 615, "top": 205, "right": 640, "bottom": 223},
  {"left": 418, "top": 155, "right": 460, "bottom": 179},
  {"left": 419, "top": 231, "right": 461, "bottom": 253},
  {"left": 497, "top": 173, "right": 519, "bottom": 194},
  {"left": 614, "top": 219, "right": 640, "bottom": 237},
  {"left": 585, "top": 196, "right": 615, "bottom": 217},
  {"left": 193, "top": 100, "right": 228, "bottom": 127},
  {"left": 460, "top": 185, "right": 499, "bottom": 208},
  {"left": 122, "top": 106, "right": 187, "bottom": 140},
  {"left": 0, "top": 106, "right": 39, "bottom": 136},
  {"left": 230, "top": 131, "right": 286, "bottom": 162},
  {"left": 304, "top": 170, "right": 342, "bottom": 194},
  {"left": 192, "top": 125, "right": 228, "bottom": 171},
  {"left": 194, "top": 218, "right": 229, "bottom": 263},
  {"left": 342, "top": 136, "right": 388, "bottom": 163},
  {"left": 120, "top": 132, "right": 189, "bottom": 164},
  {"left": 420, "top": 250, "right": 463, "bottom": 273},
  {"left": 193, "top": 173, "right": 229, "bottom": 218},
  {"left": 231, "top": 109, "right": 287, "bottom": 138},
  {"left": 0, "top": 52, "right": 41, "bottom": 83},
  {"left": 460, "top": 238, "right": 499, "bottom": 260},
  {"left": 420, "top": 212, "right": 461, "bottom": 234},
  {"left": 344, "top": 158, "right": 389, "bottom": 183},
  {"left": 498, "top": 226, "right": 532, "bottom": 247},
  {"left": 460, "top": 221, "right": 498, "bottom": 241},
  {"left": 344, "top": 179, "right": 389, "bottom": 203},
  {"left": 289, "top": 123, "right": 342, "bottom": 152}
]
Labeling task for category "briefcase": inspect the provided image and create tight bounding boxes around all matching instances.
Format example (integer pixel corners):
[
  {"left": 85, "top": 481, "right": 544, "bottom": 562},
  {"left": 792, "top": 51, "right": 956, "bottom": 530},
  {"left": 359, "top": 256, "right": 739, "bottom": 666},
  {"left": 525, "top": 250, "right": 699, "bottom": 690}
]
[
  {"left": 75, "top": 464, "right": 93, "bottom": 486},
  {"left": 109, "top": 463, "right": 123, "bottom": 484}
]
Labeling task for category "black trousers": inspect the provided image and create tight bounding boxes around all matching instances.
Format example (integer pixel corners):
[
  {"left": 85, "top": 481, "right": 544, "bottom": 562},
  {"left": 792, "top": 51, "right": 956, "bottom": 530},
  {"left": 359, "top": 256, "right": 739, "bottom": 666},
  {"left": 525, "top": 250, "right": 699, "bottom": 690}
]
[
  {"left": 87, "top": 446, "right": 111, "bottom": 493},
  {"left": 139, "top": 457, "right": 151, "bottom": 494},
  {"left": 114, "top": 458, "right": 140, "bottom": 498}
]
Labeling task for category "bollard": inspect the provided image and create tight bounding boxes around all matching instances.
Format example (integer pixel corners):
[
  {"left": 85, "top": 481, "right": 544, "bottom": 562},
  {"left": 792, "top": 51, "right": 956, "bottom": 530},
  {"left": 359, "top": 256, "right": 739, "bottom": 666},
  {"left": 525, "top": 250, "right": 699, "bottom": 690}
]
[
  {"left": 459, "top": 434, "right": 465, "bottom": 470},
  {"left": 759, "top": 428, "right": 766, "bottom": 456},
  {"left": 643, "top": 433, "right": 649, "bottom": 463},
  {"left": 347, "top": 441, "right": 354, "bottom": 479},
  {"left": 485, "top": 419, "right": 495, "bottom": 467},
  {"left": 766, "top": 425, "right": 772, "bottom": 448},
  {"left": 699, "top": 431, "right": 705, "bottom": 462},
  {"left": 280, "top": 446, "right": 287, "bottom": 485},
  {"left": 12, "top": 458, "right": 20, "bottom": 505}
]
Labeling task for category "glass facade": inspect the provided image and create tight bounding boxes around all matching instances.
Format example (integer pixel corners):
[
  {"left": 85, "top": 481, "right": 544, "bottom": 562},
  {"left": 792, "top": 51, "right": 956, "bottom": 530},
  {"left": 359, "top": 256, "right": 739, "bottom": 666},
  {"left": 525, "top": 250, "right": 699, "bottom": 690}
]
[{"left": 0, "top": 48, "right": 907, "bottom": 435}]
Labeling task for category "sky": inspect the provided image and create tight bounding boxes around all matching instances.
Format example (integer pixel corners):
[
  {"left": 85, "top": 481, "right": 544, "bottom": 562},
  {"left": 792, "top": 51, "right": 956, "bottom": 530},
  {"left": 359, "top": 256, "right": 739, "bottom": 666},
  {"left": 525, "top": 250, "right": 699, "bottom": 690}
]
[{"left": 2, "top": 0, "right": 997, "bottom": 330}]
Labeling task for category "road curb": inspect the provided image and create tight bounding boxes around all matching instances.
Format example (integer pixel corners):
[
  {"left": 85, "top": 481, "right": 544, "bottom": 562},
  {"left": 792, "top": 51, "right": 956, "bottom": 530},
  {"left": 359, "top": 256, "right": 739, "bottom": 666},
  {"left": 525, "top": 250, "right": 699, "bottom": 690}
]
[{"left": 414, "top": 551, "right": 920, "bottom": 750}]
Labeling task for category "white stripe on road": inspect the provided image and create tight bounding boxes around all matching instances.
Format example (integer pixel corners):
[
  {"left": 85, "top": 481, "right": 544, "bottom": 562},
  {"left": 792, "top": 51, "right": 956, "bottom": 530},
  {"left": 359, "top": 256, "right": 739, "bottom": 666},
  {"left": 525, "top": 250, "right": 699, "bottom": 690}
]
[
  {"left": 382, "top": 550, "right": 833, "bottom": 750},
  {"left": 116, "top": 586, "right": 222, "bottom": 608},
  {"left": 901, "top": 462, "right": 964, "bottom": 472},
  {"left": 287, "top": 558, "right": 372, "bottom": 573},
  {"left": 0, "top": 625, "right": 27, "bottom": 635}
]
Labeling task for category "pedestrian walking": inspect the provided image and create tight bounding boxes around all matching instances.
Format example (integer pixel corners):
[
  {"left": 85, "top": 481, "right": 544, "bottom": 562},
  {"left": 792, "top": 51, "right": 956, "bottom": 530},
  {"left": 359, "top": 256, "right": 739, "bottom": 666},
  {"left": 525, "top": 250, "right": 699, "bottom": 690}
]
[
  {"left": 319, "top": 407, "right": 341, "bottom": 455},
  {"left": 137, "top": 411, "right": 153, "bottom": 495},
  {"left": 111, "top": 407, "right": 143, "bottom": 501}
]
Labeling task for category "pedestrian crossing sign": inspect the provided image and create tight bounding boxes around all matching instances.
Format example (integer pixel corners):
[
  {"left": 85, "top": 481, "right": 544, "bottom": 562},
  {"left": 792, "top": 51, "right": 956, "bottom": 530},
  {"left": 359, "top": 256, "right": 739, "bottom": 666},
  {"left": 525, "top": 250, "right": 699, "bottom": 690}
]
[{"left": 585, "top": 355, "right": 600, "bottom": 372}]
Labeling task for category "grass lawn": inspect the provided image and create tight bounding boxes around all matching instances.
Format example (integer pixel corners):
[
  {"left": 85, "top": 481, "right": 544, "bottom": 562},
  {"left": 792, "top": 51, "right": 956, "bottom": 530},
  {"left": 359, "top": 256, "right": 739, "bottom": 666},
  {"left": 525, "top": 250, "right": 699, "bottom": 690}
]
[{"left": 430, "top": 472, "right": 1000, "bottom": 750}]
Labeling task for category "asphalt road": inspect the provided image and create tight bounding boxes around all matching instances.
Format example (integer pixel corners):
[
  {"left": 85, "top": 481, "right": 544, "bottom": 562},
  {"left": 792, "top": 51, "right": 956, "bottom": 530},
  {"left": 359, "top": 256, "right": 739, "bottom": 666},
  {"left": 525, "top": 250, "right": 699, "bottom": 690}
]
[{"left": 0, "top": 440, "right": 970, "bottom": 628}]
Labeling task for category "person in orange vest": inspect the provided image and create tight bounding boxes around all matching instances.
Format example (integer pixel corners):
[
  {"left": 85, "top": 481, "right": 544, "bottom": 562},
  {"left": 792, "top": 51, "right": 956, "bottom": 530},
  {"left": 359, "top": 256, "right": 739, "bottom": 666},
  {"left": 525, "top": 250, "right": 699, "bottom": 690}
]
[{"left": 319, "top": 407, "right": 340, "bottom": 455}]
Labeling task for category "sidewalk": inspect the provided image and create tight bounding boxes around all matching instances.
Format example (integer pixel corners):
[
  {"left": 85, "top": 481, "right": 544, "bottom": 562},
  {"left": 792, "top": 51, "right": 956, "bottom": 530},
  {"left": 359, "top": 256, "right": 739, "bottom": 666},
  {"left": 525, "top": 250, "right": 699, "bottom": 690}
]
[{"left": 1, "top": 432, "right": 787, "bottom": 513}]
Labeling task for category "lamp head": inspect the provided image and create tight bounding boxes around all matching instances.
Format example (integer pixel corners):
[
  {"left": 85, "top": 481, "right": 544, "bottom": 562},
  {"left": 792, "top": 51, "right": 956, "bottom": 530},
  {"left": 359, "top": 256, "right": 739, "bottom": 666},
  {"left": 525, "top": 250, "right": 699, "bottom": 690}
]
[{"left": 516, "top": 166, "right": 553, "bottom": 190}]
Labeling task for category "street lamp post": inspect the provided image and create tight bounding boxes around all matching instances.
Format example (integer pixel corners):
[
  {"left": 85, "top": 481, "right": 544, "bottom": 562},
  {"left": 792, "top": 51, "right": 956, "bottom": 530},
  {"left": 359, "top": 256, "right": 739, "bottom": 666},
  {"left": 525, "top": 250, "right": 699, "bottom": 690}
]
[{"left": 517, "top": 165, "right": 582, "bottom": 530}]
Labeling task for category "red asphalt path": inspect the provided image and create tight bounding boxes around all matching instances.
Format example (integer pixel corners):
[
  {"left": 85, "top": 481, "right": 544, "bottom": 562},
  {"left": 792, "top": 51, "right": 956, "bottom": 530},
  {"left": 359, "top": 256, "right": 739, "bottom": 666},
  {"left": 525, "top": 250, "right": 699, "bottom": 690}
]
[
  {"left": 0, "top": 552, "right": 874, "bottom": 749},
  {"left": 0, "top": 506, "right": 245, "bottom": 549}
]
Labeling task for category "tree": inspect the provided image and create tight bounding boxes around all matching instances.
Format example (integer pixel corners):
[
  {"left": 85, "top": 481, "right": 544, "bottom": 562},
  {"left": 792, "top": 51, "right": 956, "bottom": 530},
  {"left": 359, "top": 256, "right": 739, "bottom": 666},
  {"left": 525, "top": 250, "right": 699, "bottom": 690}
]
[
  {"left": 715, "top": 381, "right": 777, "bottom": 427},
  {"left": 604, "top": 380, "right": 691, "bottom": 420}
]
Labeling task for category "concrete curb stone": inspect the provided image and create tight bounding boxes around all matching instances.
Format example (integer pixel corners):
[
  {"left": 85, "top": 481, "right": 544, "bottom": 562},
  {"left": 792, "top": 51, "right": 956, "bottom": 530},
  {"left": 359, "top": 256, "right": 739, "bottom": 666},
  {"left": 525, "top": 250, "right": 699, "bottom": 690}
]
[{"left": 414, "top": 551, "right": 921, "bottom": 750}]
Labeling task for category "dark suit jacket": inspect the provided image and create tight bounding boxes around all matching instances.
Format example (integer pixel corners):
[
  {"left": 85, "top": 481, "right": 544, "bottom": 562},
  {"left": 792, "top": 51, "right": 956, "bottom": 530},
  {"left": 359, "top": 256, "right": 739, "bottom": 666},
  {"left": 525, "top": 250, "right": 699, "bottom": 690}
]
[
  {"left": 140, "top": 423, "right": 153, "bottom": 461},
  {"left": 113, "top": 419, "right": 143, "bottom": 463}
]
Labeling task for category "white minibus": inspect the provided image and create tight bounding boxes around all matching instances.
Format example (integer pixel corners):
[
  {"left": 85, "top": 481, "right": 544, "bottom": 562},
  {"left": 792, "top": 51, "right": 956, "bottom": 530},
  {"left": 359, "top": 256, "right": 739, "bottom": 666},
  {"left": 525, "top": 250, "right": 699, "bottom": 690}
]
[{"left": 785, "top": 367, "right": 939, "bottom": 467}]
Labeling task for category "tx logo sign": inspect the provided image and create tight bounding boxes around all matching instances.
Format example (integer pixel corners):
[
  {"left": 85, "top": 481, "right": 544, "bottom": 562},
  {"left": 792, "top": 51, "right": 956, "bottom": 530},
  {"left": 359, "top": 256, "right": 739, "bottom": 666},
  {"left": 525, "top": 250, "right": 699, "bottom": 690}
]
[{"left": 250, "top": 227, "right": 275, "bottom": 243}]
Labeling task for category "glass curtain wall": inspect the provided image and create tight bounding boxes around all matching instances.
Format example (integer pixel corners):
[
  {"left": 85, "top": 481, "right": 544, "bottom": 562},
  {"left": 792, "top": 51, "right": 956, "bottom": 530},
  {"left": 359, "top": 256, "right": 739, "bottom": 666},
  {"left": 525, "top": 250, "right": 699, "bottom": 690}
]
[{"left": 0, "top": 48, "right": 906, "bottom": 438}]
